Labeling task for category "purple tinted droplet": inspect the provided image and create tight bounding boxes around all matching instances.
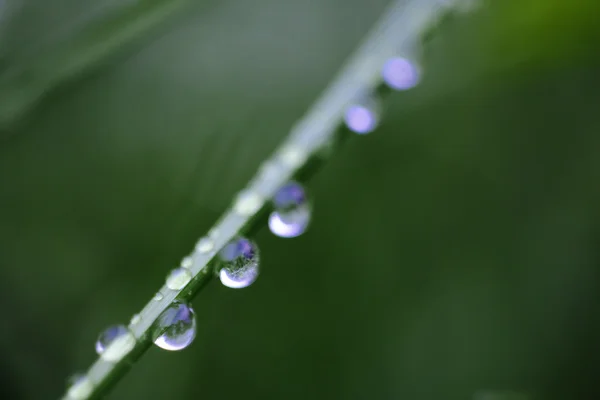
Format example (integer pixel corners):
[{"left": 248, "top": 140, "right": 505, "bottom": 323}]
[
  {"left": 344, "top": 105, "right": 378, "bottom": 134},
  {"left": 382, "top": 57, "right": 420, "bottom": 91},
  {"left": 218, "top": 237, "right": 260, "bottom": 289},
  {"left": 153, "top": 302, "right": 196, "bottom": 351},
  {"left": 273, "top": 182, "right": 306, "bottom": 210},
  {"left": 269, "top": 182, "right": 311, "bottom": 238},
  {"left": 95, "top": 325, "right": 128, "bottom": 354}
]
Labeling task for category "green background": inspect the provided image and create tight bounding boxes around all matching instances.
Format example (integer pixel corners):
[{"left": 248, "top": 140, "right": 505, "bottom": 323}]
[{"left": 1, "top": 0, "right": 599, "bottom": 399}]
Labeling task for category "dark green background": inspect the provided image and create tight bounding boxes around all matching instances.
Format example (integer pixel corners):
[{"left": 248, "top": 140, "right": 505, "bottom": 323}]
[{"left": 1, "top": 1, "right": 599, "bottom": 399}]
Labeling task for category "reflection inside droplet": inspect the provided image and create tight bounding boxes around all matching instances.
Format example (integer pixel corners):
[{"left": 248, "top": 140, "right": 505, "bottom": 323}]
[
  {"left": 153, "top": 302, "right": 197, "bottom": 351},
  {"left": 382, "top": 57, "right": 420, "bottom": 90},
  {"left": 269, "top": 182, "right": 311, "bottom": 238},
  {"left": 218, "top": 237, "right": 260, "bottom": 289},
  {"left": 95, "top": 325, "right": 128, "bottom": 354}
]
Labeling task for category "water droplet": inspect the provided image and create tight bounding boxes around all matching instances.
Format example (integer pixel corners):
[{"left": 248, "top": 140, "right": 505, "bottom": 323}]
[
  {"left": 218, "top": 237, "right": 260, "bottom": 289},
  {"left": 153, "top": 301, "right": 197, "bottom": 351},
  {"left": 382, "top": 57, "right": 420, "bottom": 90},
  {"left": 278, "top": 145, "right": 307, "bottom": 168},
  {"left": 195, "top": 237, "right": 214, "bottom": 253},
  {"left": 233, "top": 190, "right": 264, "bottom": 216},
  {"left": 130, "top": 314, "right": 141, "bottom": 326},
  {"left": 344, "top": 97, "right": 380, "bottom": 134},
  {"left": 269, "top": 182, "right": 311, "bottom": 238},
  {"left": 96, "top": 325, "right": 136, "bottom": 362},
  {"left": 166, "top": 267, "right": 192, "bottom": 290},
  {"left": 181, "top": 256, "right": 193, "bottom": 268},
  {"left": 67, "top": 373, "right": 93, "bottom": 399},
  {"left": 153, "top": 292, "right": 164, "bottom": 301}
]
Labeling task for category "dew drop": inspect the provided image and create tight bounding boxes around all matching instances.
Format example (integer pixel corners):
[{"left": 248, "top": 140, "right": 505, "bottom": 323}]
[
  {"left": 269, "top": 182, "right": 311, "bottom": 238},
  {"left": 166, "top": 267, "right": 192, "bottom": 290},
  {"left": 344, "top": 97, "right": 380, "bottom": 134},
  {"left": 67, "top": 373, "right": 94, "bottom": 399},
  {"left": 181, "top": 256, "right": 193, "bottom": 268},
  {"left": 218, "top": 237, "right": 260, "bottom": 289},
  {"left": 278, "top": 145, "right": 307, "bottom": 168},
  {"left": 233, "top": 190, "right": 264, "bottom": 216},
  {"left": 130, "top": 314, "right": 141, "bottom": 326},
  {"left": 96, "top": 325, "right": 136, "bottom": 362},
  {"left": 153, "top": 301, "right": 197, "bottom": 351},
  {"left": 195, "top": 237, "right": 214, "bottom": 253},
  {"left": 153, "top": 292, "right": 164, "bottom": 301},
  {"left": 382, "top": 57, "right": 420, "bottom": 90}
]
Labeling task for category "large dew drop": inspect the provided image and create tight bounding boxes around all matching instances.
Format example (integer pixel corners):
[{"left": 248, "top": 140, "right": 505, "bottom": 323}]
[
  {"left": 95, "top": 324, "right": 136, "bottom": 362},
  {"left": 269, "top": 182, "right": 311, "bottom": 238},
  {"left": 218, "top": 237, "right": 260, "bottom": 289},
  {"left": 153, "top": 302, "right": 197, "bottom": 351}
]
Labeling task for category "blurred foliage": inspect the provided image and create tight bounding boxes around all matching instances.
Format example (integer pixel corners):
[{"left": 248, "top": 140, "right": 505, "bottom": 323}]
[{"left": 1, "top": 0, "right": 599, "bottom": 399}]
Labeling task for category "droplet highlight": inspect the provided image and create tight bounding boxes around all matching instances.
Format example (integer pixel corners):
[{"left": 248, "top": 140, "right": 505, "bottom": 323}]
[
  {"left": 218, "top": 237, "right": 260, "bottom": 289},
  {"left": 153, "top": 301, "right": 197, "bottom": 351},
  {"left": 195, "top": 237, "right": 214, "bottom": 253},
  {"left": 382, "top": 57, "right": 420, "bottom": 90},
  {"left": 278, "top": 145, "right": 307, "bottom": 169},
  {"left": 95, "top": 325, "right": 128, "bottom": 354},
  {"left": 96, "top": 325, "right": 136, "bottom": 362},
  {"left": 344, "top": 97, "right": 380, "bottom": 134},
  {"left": 269, "top": 182, "right": 311, "bottom": 238},
  {"left": 153, "top": 292, "right": 164, "bottom": 301},
  {"left": 233, "top": 190, "right": 264, "bottom": 216},
  {"left": 166, "top": 267, "right": 192, "bottom": 290},
  {"left": 67, "top": 373, "right": 94, "bottom": 399},
  {"left": 130, "top": 314, "right": 141, "bottom": 326},
  {"left": 181, "top": 256, "right": 193, "bottom": 268}
]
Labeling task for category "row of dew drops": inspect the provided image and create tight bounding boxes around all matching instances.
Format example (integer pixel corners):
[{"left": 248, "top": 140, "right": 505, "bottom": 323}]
[{"left": 66, "top": 56, "right": 420, "bottom": 399}]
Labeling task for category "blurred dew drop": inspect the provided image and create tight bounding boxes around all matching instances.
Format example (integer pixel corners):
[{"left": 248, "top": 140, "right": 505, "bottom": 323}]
[
  {"left": 218, "top": 237, "right": 260, "bottom": 289},
  {"left": 153, "top": 302, "right": 197, "bottom": 351},
  {"left": 95, "top": 325, "right": 128, "bottom": 354},
  {"left": 129, "top": 314, "right": 141, "bottom": 326},
  {"left": 96, "top": 325, "right": 136, "bottom": 362},
  {"left": 166, "top": 267, "right": 192, "bottom": 290},
  {"left": 269, "top": 182, "right": 311, "bottom": 238},
  {"left": 344, "top": 97, "right": 380, "bottom": 134},
  {"left": 181, "top": 256, "right": 193, "bottom": 268},
  {"left": 234, "top": 190, "right": 264, "bottom": 216},
  {"left": 153, "top": 292, "right": 164, "bottom": 301},
  {"left": 382, "top": 57, "right": 420, "bottom": 90},
  {"left": 66, "top": 373, "right": 94, "bottom": 399},
  {"left": 195, "top": 237, "right": 214, "bottom": 253}
]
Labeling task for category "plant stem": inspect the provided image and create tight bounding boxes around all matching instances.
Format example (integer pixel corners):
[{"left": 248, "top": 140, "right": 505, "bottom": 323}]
[{"left": 62, "top": 1, "right": 462, "bottom": 398}]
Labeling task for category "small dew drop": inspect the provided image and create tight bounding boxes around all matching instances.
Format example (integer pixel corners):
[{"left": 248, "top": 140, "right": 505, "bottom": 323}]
[
  {"left": 181, "top": 256, "right": 193, "bottom": 268},
  {"left": 195, "top": 237, "right": 214, "bottom": 253},
  {"left": 218, "top": 237, "right": 260, "bottom": 289},
  {"left": 166, "top": 267, "right": 192, "bottom": 290},
  {"left": 130, "top": 314, "right": 141, "bottom": 326},
  {"left": 382, "top": 57, "right": 420, "bottom": 90},
  {"left": 95, "top": 325, "right": 127, "bottom": 354},
  {"left": 278, "top": 145, "right": 307, "bottom": 169},
  {"left": 233, "top": 190, "right": 264, "bottom": 216},
  {"left": 153, "top": 292, "right": 164, "bottom": 301},
  {"left": 67, "top": 373, "right": 94, "bottom": 399},
  {"left": 344, "top": 97, "right": 380, "bottom": 134},
  {"left": 96, "top": 325, "right": 136, "bottom": 362},
  {"left": 269, "top": 182, "right": 311, "bottom": 238},
  {"left": 153, "top": 301, "right": 197, "bottom": 351}
]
